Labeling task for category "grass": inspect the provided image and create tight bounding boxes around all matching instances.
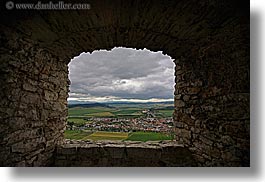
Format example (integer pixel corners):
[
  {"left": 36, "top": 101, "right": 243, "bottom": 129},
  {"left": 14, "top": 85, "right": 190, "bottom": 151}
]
[
  {"left": 111, "top": 108, "right": 142, "bottom": 115},
  {"left": 65, "top": 130, "right": 173, "bottom": 142},
  {"left": 125, "top": 131, "right": 173, "bottom": 142},
  {"left": 67, "top": 118, "right": 88, "bottom": 125},
  {"left": 156, "top": 109, "right": 173, "bottom": 117},
  {"left": 64, "top": 130, "right": 93, "bottom": 140},
  {"left": 85, "top": 111, "right": 115, "bottom": 117},
  {"left": 85, "top": 131, "right": 128, "bottom": 141},
  {"left": 68, "top": 107, "right": 115, "bottom": 117},
  {"left": 68, "top": 107, "right": 144, "bottom": 118},
  {"left": 110, "top": 108, "right": 144, "bottom": 118}
]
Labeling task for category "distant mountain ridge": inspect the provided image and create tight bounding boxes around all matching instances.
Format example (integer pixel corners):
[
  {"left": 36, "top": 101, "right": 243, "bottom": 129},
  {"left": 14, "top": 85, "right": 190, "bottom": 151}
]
[
  {"left": 68, "top": 101, "right": 174, "bottom": 108},
  {"left": 105, "top": 101, "right": 174, "bottom": 105},
  {"left": 68, "top": 103, "right": 113, "bottom": 108}
]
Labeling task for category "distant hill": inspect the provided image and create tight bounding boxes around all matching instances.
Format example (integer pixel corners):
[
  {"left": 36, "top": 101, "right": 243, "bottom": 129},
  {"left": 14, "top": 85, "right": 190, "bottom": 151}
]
[
  {"left": 68, "top": 101, "right": 174, "bottom": 109},
  {"left": 156, "top": 106, "right": 174, "bottom": 110},
  {"left": 105, "top": 101, "right": 174, "bottom": 105},
  {"left": 68, "top": 103, "right": 113, "bottom": 108}
]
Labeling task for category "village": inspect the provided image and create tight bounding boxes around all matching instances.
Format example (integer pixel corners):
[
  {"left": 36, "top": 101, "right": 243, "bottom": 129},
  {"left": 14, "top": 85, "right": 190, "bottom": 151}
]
[
  {"left": 83, "top": 117, "right": 174, "bottom": 133},
  {"left": 67, "top": 109, "right": 174, "bottom": 134}
]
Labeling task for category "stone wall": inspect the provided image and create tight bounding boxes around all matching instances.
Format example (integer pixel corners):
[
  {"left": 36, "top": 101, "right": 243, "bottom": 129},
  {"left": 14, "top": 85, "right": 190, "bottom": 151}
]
[
  {"left": 173, "top": 22, "right": 250, "bottom": 166},
  {"left": 0, "top": 0, "right": 249, "bottom": 166},
  {"left": 54, "top": 140, "right": 196, "bottom": 167},
  {"left": 0, "top": 39, "right": 68, "bottom": 166}
]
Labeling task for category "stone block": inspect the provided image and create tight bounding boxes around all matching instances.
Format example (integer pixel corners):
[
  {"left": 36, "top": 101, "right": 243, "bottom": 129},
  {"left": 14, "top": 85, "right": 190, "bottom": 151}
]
[
  {"left": 175, "top": 100, "right": 185, "bottom": 107},
  {"left": 175, "top": 94, "right": 182, "bottom": 100},
  {"left": 22, "top": 83, "right": 37, "bottom": 92},
  {"left": 187, "top": 87, "right": 201, "bottom": 95},
  {"left": 183, "top": 95, "right": 190, "bottom": 101}
]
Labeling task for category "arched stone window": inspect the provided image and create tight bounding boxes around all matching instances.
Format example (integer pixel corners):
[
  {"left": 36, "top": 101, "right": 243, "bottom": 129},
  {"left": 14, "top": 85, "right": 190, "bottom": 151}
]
[
  {"left": 65, "top": 47, "right": 175, "bottom": 142},
  {"left": 0, "top": 0, "right": 249, "bottom": 167}
]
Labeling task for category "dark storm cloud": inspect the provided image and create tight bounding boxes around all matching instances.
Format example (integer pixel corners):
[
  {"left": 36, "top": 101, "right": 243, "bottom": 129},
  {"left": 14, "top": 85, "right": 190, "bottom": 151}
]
[{"left": 68, "top": 47, "right": 174, "bottom": 102}]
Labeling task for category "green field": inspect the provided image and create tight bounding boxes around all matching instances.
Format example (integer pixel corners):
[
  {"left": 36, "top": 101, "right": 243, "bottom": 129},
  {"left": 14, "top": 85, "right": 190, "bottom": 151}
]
[
  {"left": 68, "top": 107, "right": 115, "bottom": 116},
  {"left": 64, "top": 130, "right": 93, "bottom": 140},
  {"left": 111, "top": 108, "right": 142, "bottom": 115},
  {"left": 85, "top": 131, "right": 128, "bottom": 141},
  {"left": 67, "top": 118, "right": 88, "bottom": 125},
  {"left": 64, "top": 130, "right": 173, "bottom": 142},
  {"left": 126, "top": 131, "right": 173, "bottom": 142},
  {"left": 68, "top": 106, "right": 148, "bottom": 118},
  {"left": 85, "top": 111, "right": 115, "bottom": 117},
  {"left": 68, "top": 107, "right": 173, "bottom": 118},
  {"left": 156, "top": 109, "right": 173, "bottom": 117}
]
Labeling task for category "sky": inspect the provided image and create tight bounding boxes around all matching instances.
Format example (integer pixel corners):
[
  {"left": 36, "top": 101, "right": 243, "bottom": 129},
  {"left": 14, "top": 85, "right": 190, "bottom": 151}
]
[{"left": 68, "top": 47, "right": 175, "bottom": 103}]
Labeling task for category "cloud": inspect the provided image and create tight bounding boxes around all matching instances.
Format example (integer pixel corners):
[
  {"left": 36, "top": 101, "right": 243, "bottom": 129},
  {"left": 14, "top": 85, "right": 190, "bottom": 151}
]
[{"left": 68, "top": 47, "right": 174, "bottom": 102}]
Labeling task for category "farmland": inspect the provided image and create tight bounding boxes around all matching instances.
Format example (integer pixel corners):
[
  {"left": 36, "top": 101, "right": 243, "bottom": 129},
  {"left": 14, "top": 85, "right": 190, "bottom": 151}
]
[
  {"left": 68, "top": 105, "right": 173, "bottom": 119},
  {"left": 85, "top": 131, "right": 129, "bottom": 141},
  {"left": 125, "top": 131, "right": 173, "bottom": 142},
  {"left": 66, "top": 102, "right": 174, "bottom": 142},
  {"left": 64, "top": 130, "right": 93, "bottom": 140},
  {"left": 64, "top": 130, "right": 173, "bottom": 141},
  {"left": 68, "top": 106, "right": 114, "bottom": 117},
  {"left": 67, "top": 118, "right": 88, "bottom": 125}
]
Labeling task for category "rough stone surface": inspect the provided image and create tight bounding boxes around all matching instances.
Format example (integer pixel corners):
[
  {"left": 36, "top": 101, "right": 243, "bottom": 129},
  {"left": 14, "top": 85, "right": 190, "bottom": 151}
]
[
  {"left": 0, "top": 40, "right": 68, "bottom": 166},
  {"left": 174, "top": 41, "right": 250, "bottom": 166},
  {"left": 0, "top": 0, "right": 249, "bottom": 166},
  {"left": 54, "top": 140, "right": 196, "bottom": 167}
]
